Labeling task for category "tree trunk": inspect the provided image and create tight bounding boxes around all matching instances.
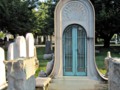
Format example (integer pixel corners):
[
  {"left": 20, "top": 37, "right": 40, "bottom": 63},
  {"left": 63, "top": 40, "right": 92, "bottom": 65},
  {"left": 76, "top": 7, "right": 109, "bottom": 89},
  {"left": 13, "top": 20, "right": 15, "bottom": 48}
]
[{"left": 104, "top": 38, "right": 110, "bottom": 48}]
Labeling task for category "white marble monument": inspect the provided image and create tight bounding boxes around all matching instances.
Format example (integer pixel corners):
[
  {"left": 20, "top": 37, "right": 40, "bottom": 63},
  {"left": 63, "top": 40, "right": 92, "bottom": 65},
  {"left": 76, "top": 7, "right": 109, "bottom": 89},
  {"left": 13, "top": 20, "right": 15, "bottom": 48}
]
[{"left": 0, "top": 47, "right": 6, "bottom": 89}]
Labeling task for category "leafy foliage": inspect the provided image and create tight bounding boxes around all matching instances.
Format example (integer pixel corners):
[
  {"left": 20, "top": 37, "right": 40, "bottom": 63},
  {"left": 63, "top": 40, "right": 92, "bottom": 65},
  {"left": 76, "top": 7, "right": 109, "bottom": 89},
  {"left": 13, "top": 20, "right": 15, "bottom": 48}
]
[
  {"left": 0, "top": 0, "right": 38, "bottom": 36},
  {"left": 33, "top": 0, "right": 57, "bottom": 36},
  {"left": 92, "top": 0, "right": 120, "bottom": 47},
  {"left": 0, "top": 31, "right": 5, "bottom": 38}
]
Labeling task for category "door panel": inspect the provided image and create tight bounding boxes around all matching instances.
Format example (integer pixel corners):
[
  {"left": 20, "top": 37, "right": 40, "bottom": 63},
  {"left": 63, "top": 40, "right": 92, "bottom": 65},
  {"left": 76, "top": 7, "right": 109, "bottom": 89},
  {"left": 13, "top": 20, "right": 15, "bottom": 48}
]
[
  {"left": 63, "top": 25, "right": 87, "bottom": 76},
  {"left": 64, "top": 27, "right": 73, "bottom": 75},
  {"left": 76, "top": 29, "right": 86, "bottom": 75}
]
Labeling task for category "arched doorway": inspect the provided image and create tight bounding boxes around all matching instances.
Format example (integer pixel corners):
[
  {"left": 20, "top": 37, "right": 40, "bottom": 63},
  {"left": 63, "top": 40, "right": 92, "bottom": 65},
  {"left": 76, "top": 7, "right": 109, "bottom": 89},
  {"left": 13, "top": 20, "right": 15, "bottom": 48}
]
[{"left": 63, "top": 24, "right": 87, "bottom": 76}]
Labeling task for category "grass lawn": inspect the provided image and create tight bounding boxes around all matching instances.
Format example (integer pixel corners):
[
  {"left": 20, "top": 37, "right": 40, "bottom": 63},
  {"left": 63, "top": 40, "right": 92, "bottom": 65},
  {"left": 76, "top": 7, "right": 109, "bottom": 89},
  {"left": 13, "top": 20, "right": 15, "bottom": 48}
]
[
  {"left": 35, "top": 47, "right": 51, "bottom": 77},
  {"left": 95, "top": 46, "right": 120, "bottom": 74},
  {"left": 35, "top": 46, "right": 120, "bottom": 76}
]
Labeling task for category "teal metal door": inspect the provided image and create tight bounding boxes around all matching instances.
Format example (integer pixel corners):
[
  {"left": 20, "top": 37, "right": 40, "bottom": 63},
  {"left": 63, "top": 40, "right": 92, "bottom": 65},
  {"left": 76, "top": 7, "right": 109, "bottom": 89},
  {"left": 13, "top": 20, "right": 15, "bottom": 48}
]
[{"left": 63, "top": 25, "right": 87, "bottom": 76}]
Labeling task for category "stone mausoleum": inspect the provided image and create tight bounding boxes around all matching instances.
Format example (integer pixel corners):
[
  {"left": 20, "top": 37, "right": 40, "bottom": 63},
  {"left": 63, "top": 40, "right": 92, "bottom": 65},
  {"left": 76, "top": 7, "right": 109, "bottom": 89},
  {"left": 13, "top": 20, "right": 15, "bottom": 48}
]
[{"left": 48, "top": 0, "right": 107, "bottom": 90}]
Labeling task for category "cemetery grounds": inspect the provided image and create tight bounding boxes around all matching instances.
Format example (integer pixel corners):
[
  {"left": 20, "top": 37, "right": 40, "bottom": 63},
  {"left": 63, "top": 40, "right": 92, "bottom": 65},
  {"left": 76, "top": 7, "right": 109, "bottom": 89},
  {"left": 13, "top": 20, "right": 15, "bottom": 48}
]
[{"left": 35, "top": 45, "right": 120, "bottom": 77}]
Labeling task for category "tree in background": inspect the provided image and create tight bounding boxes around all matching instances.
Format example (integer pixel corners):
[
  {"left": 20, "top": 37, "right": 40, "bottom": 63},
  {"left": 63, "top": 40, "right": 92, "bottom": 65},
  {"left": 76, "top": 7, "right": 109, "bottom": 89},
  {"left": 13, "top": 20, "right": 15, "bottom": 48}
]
[
  {"left": 33, "top": 0, "right": 58, "bottom": 43},
  {"left": 92, "top": 0, "right": 120, "bottom": 47},
  {"left": 0, "top": 0, "right": 38, "bottom": 37}
]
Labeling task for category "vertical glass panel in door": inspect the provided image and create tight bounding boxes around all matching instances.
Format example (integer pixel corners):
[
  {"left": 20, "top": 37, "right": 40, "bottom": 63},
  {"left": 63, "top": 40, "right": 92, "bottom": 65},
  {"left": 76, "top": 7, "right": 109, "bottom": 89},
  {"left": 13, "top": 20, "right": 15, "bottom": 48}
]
[
  {"left": 63, "top": 24, "right": 87, "bottom": 76},
  {"left": 77, "top": 27, "right": 87, "bottom": 76},
  {"left": 64, "top": 27, "right": 73, "bottom": 74}
]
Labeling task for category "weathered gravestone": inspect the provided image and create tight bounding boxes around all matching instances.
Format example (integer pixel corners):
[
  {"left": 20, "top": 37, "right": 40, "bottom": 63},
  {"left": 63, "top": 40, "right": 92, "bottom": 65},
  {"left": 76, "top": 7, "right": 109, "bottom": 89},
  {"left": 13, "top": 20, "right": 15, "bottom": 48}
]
[
  {"left": 7, "top": 43, "right": 16, "bottom": 60},
  {"left": 0, "top": 47, "right": 7, "bottom": 89},
  {"left": 43, "top": 41, "right": 53, "bottom": 59},
  {"left": 108, "top": 58, "right": 120, "bottom": 90},
  {"left": 4, "top": 58, "right": 37, "bottom": 90},
  {"left": 5, "top": 34, "right": 39, "bottom": 90},
  {"left": 26, "top": 33, "right": 34, "bottom": 58},
  {"left": 45, "top": 41, "right": 52, "bottom": 54},
  {"left": 7, "top": 36, "right": 27, "bottom": 60},
  {"left": 15, "top": 36, "right": 27, "bottom": 58}
]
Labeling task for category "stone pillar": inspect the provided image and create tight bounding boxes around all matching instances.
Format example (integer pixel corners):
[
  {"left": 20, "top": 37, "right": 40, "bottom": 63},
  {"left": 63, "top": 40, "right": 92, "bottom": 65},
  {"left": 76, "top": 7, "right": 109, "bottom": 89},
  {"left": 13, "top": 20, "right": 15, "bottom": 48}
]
[
  {"left": 104, "top": 51, "right": 111, "bottom": 77},
  {"left": 109, "top": 58, "right": 120, "bottom": 90},
  {"left": 26, "top": 33, "right": 34, "bottom": 58},
  {"left": 0, "top": 47, "right": 6, "bottom": 89}
]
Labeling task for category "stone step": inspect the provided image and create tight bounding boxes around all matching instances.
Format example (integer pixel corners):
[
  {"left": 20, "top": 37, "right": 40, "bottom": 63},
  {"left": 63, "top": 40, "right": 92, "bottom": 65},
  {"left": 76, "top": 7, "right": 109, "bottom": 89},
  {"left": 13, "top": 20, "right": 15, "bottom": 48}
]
[{"left": 48, "top": 77, "right": 108, "bottom": 90}]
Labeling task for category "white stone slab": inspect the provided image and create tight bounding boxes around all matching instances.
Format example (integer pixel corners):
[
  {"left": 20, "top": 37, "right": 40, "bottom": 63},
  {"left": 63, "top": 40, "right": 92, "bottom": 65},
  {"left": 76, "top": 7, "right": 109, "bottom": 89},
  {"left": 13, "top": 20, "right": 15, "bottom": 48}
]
[
  {"left": 15, "top": 36, "right": 27, "bottom": 58},
  {"left": 0, "top": 47, "right": 6, "bottom": 87},
  {"left": 26, "top": 33, "right": 34, "bottom": 58},
  {"left": 7, "top": 43, "right": 15, "bottom": 60}
]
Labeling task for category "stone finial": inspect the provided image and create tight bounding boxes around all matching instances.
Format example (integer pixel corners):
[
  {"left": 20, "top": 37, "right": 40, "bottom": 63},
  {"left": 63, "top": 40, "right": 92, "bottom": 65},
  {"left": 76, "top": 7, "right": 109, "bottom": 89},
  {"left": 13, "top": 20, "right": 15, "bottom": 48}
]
[
  {"left": 104, "top": 51, "right": 111, "bottom": 78},
  {"left": 107, "top": 51, "right": 111, "bottom": 58}
]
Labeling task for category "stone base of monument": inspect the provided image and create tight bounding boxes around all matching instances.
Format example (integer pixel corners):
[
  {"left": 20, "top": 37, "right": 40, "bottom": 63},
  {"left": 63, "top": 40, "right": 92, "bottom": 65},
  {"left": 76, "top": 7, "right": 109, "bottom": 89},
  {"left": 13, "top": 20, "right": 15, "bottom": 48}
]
[
  {"left": 48, "top": 77, "right": 108, "bottom": 90},
  {"left": 4, "top": 57, "right": 38, "bottom": 90},
  {"left": 36, "top": 77, "right": 51, "bottom": 90}
]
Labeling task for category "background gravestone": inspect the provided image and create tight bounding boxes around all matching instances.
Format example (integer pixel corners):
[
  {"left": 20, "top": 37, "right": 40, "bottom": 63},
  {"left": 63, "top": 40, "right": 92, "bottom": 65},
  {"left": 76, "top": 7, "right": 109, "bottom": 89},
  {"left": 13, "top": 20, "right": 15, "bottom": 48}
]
[{"left": 45, "top": 41, "right": 52, "bottom": 54}]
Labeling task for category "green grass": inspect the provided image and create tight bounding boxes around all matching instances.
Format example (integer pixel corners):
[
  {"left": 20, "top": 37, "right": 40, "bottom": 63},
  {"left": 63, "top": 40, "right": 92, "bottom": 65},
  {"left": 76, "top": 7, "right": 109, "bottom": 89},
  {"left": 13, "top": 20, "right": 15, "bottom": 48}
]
[
  {"left": 35, "top": 46, "right": 120, "bottom": 77},
  {"left": 35, "top": 47, "right": 51, "bottom": 77},
  {"left": 95, "top": 46, "right": 120, "bottom": 75}
]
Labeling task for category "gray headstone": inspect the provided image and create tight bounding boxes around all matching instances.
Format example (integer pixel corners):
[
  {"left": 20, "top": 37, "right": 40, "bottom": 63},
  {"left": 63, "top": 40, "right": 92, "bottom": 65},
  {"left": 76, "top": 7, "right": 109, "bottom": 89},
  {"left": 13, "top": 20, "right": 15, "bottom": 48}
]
[
  {"left": 45, "top": 41, "right": 52, "bottom": 54},
  {"left": 0, "top": 47, "right": 6, "bottom": 88},
  {"left": 26, "top": 33, "right": 34, "bottom": 58}
]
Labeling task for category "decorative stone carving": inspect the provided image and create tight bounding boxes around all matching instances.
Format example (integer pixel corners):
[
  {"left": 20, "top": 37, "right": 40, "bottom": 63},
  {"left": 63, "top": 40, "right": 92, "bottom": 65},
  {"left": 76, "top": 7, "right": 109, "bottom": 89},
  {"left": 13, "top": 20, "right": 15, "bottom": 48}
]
[
  {"left": 62, "top": 1, "right": 87, "bottom": 29},
  {"left": 62, "top": 1, "right": 86, "bottom": 21}
]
